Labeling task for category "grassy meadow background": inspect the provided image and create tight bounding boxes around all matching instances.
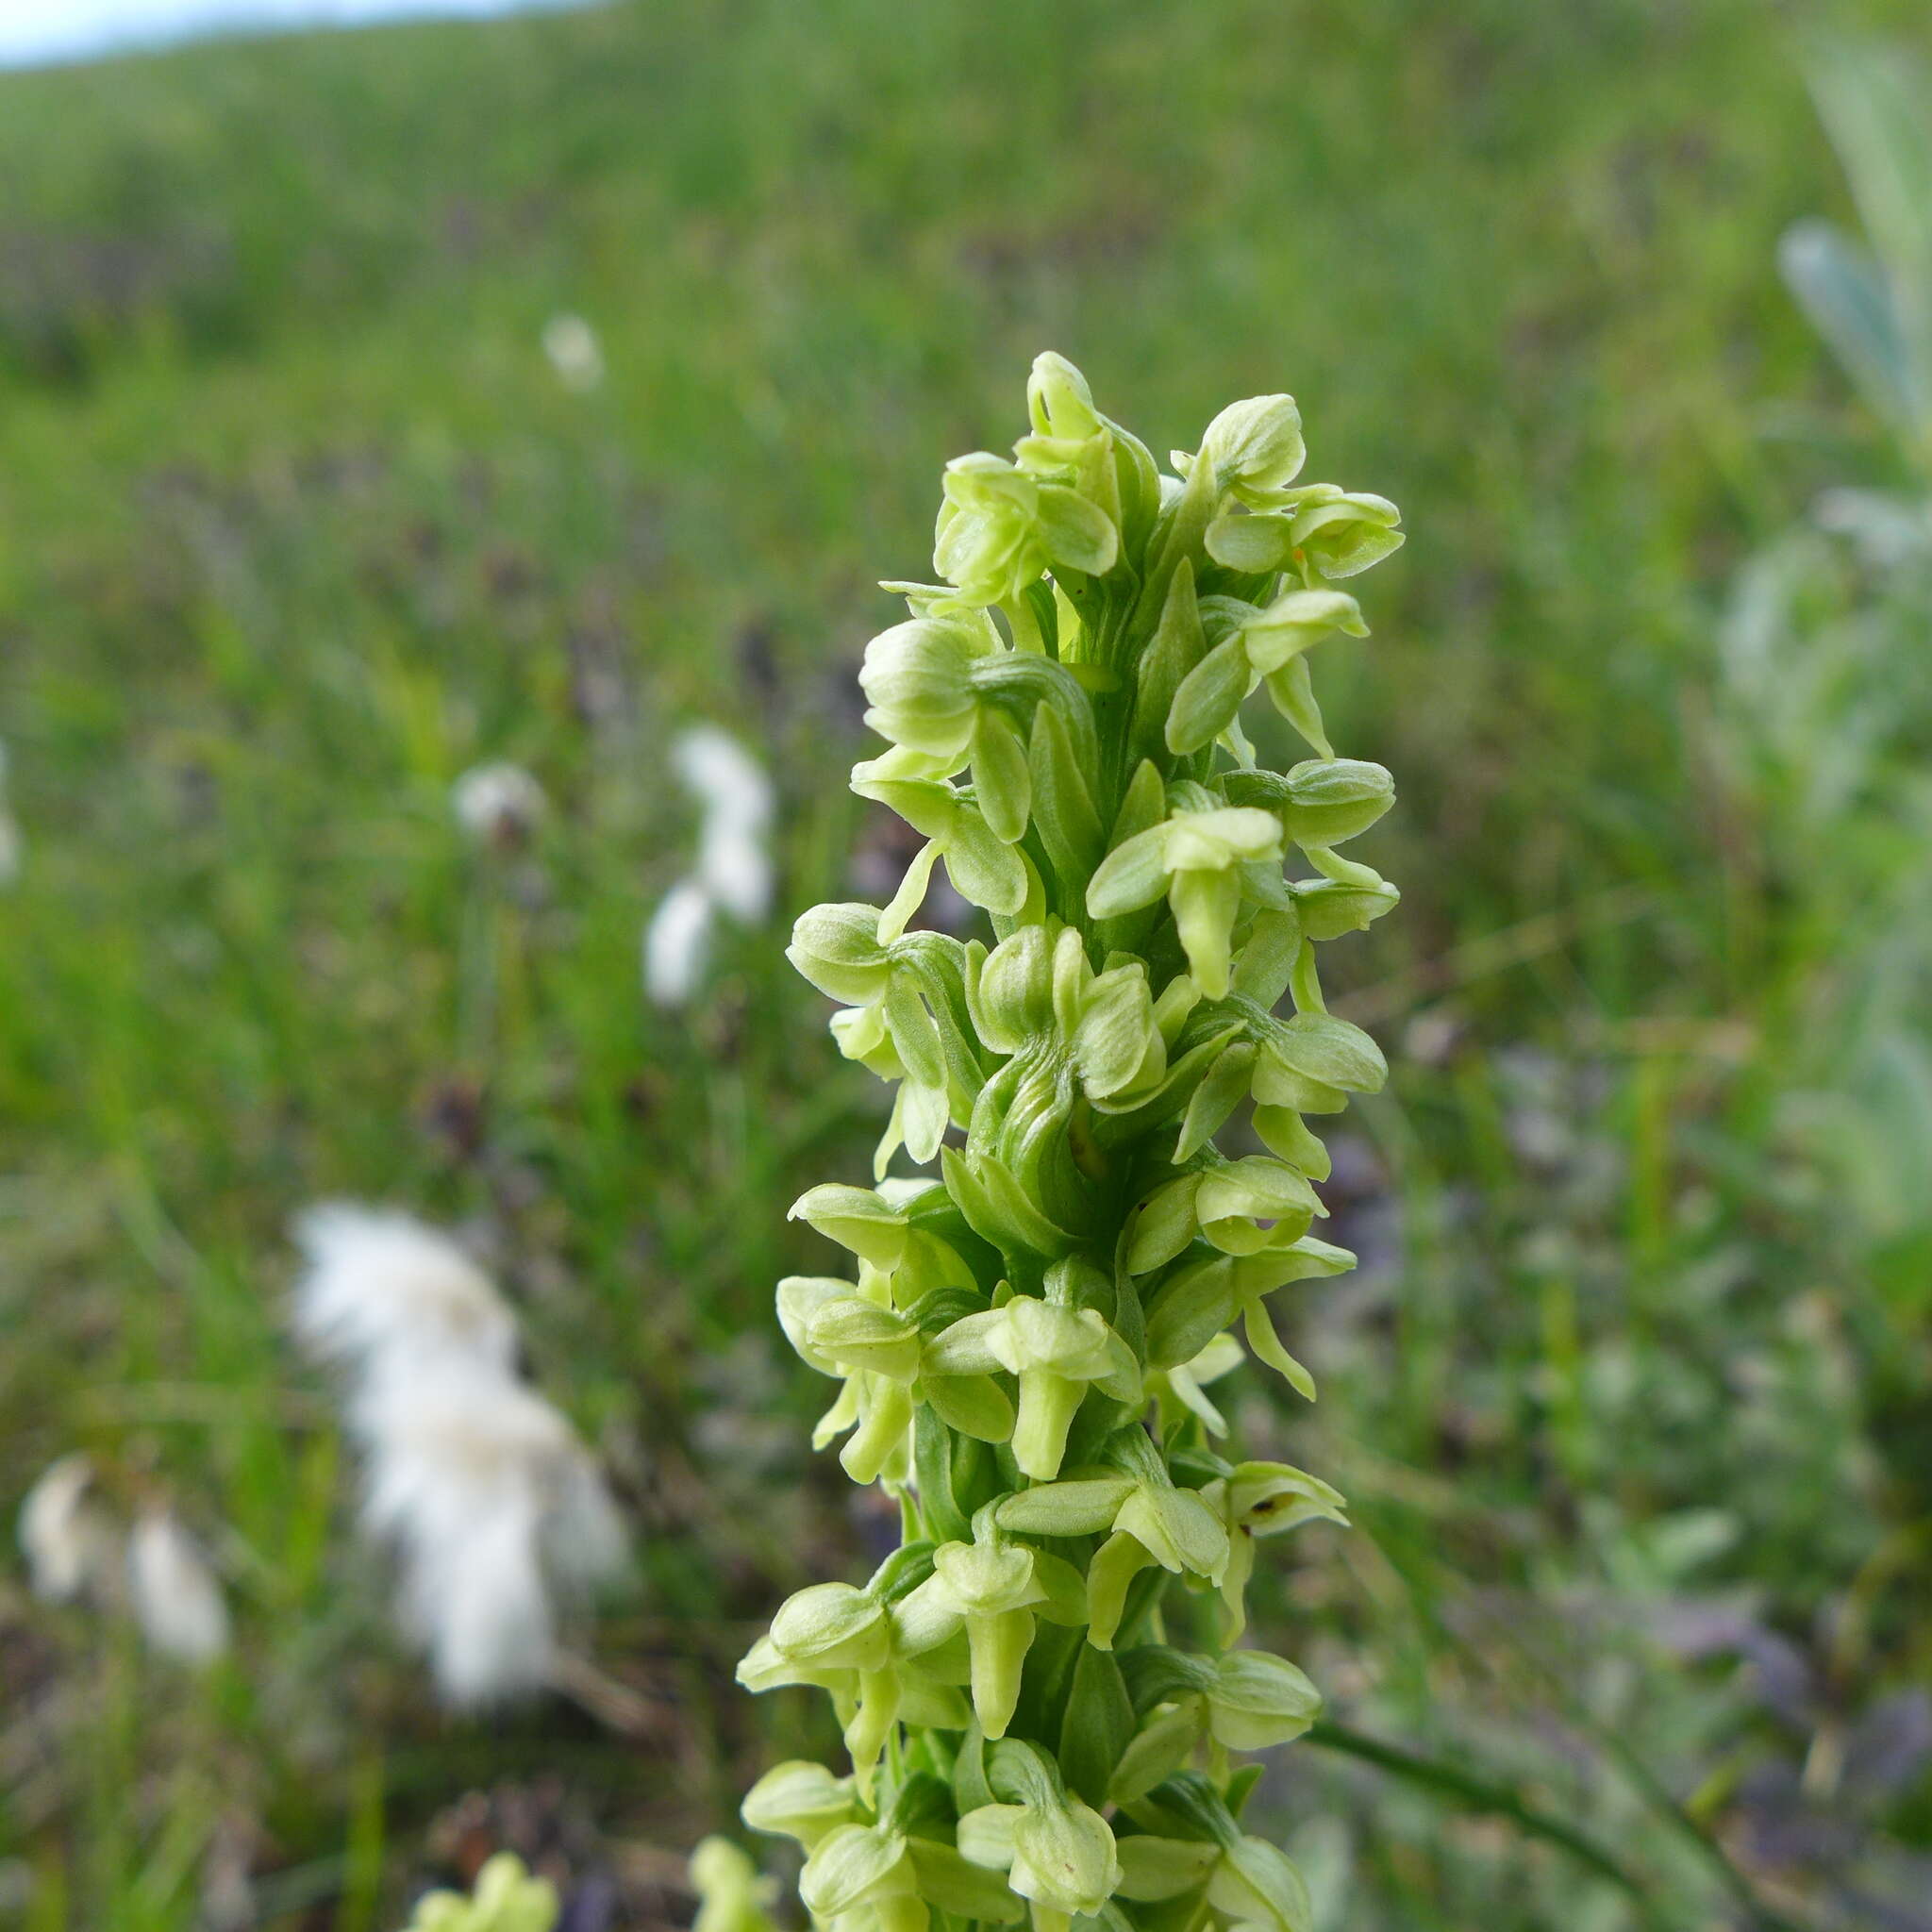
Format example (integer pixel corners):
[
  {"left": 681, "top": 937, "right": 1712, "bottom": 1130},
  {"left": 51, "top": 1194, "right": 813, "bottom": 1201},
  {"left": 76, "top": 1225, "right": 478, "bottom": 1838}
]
[{"left": 3, "top": 0, "right": 1931, "bottom": 1924}]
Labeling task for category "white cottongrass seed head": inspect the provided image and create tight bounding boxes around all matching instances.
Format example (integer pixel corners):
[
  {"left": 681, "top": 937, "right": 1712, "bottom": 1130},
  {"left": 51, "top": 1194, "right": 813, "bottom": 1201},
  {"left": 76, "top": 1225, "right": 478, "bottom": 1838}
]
[
  {"left": 358, "top": 1369, "right": 627, "bottom": 1706},
  {"left": 642, "top": 874, "right": 716, "bottom": 1008},
  {"left": 290, "top": 1204, "right": 629, "bottom": 1707},
  {"left": 18, "top": 1454, "right": 121, "bottom": 1605},
  {"left": 541, "top": 312, "right": 605, "bottom": 392},
  {"left": 292, "top": 1204, "right": 520, "bottom": 1383},
  {"left": 642, "top": 724, "right": 777, "bottom": 1005},
  {"left": 696, "top": 821, "right": 774, "bottom": 924},
  {"left": 452, "top": 761, "right": 547, "bottom": 848},
  {"left": 126, "top": 1507, "right": 231, "bottom": 1664},
  {"left": 673, "top": 724, "right": 775, "bottom": 838}
]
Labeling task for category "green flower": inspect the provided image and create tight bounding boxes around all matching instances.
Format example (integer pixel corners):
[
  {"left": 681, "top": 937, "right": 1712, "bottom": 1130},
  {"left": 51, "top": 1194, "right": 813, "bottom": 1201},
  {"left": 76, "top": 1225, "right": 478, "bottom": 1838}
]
[
  {"left": 916, "top": 1512, "right": 1086, "bottom": 1737},
  {"left": 1152, "top": 1330, "right": 1245, "bottom": 1436},
  {"left": 955, "top": 1741, "right": 1123, "bottom": 1931},
  {"left": 933, "top": 453, "right": 1118, "bottom": 609},
  {"left": 690, "top": 1841, "right": 779, "bottom": 1932},
  {"left": 996, "top": 1429, "right": 1230, "bottom": 1648},
  {"left": 858, "top": 614, "right": 1004, "bottom": 766},
  {"left": 852, "top": 755, "right": 1037, "bottom": 917},
  {"left": 1174, "top": 393, "right": 1307, "bottom": 508},
  {"left": 1115, "top": 1831, "right": 1312, "bottom": 1932},
  {"left": 965, "top": 924, "right": 1168, "bottom": 1104},
  {"left": 740, "top": 1759, "right": 861, "bottom": 1850},
  {"left": 737, "top": 1561, "right": 978, "bottom": 1794},
  {"left": 1165, "top": 589, "right": 1368, "bottom": 756},
  {"left": 1143, "top": 1236, "right": 1358, "bottom": 1402},
  {"left": 1109, "top": 1646, "right": 1323, "bottom": 1801},
  {"left": 1086, "top": 794, "right": 1284, "bottom": 998},
  {"left": 405, "top": 1855, "right": 558, "bottom": 1932},
  {"left": 1114, "top": 1775, "right": 1313, "bottom": 1932},
  {"left": 1206, "top": 485, "right": 1405, "bottom": 581},
  {"left": 1199, "top": 1461, "right": 1350, "bottom": 1641},
  {"left": 924, "top": 1293, "right": 1138, "bottom": 1479},
  {"left": 799, "top": 1824, "right": 926, "bottom": 1932},
  {"left": 775, "top": 1276, "right": 922, "bottom": 1484}
]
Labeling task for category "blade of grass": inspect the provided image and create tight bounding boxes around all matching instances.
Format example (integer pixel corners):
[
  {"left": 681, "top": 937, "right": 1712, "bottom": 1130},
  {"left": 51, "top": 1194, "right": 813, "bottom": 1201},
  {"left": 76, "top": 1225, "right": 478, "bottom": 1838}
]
[{"left": 1301, "top": 1719, "right": 1651, "bottom": 1907}]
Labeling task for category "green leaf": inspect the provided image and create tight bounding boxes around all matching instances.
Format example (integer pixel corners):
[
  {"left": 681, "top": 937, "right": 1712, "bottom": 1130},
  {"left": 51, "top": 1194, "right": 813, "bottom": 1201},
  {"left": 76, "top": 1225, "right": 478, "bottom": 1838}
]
[
  {"left": 1165, "top": 636, "right": 1253, "bottom": 756},
  {"left": 1087, "top": 823, "right": 1173, "bottom": 920},
  {"left": 1174, "top": 1042, "right": 1256, "bottom": 1161},
  {"left": 941, "top": 802, "right": 1030, "bottom": 915},
  {"left": 1144, "top": 1256, "right": 1240, "bottom": 1369},
  {"left": 1027, "top": 701, "right": 1104, "bottom": 885},
  {"left": 914, "top": 1404, "right": 973, "bottom": 1545},
  {"left": 941, "top": 1146, "right": 1076, "bottom": 1259},
  {"left": 972, "top": 708, "right": 1033, "bottom": 844},
  {"left": 906, "top": 1839, "right": 1026, "bottom": 1921},
  {"left": 924, "top": 1372, "right": 1018, "bottom": 1444},
  {"left": 1126, "top": 1174, "right": 1204, "bottom": 1275},
  {"left": 1131, "top": 559, "right": 1208, "bottom": 759},
  {"left": 1058, "top": 1643, "right": 1139, "bottom": 1808},
  {"left": 995, "top": 1477, "right": 1134, "bottom": 1538}
]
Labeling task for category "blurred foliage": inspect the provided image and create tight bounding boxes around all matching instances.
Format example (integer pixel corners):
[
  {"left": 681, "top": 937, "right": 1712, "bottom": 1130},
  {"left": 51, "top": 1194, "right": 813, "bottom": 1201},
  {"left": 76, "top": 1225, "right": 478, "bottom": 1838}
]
[{"left": 2, "top": 0, "right": 1931, "bottom": 1926}]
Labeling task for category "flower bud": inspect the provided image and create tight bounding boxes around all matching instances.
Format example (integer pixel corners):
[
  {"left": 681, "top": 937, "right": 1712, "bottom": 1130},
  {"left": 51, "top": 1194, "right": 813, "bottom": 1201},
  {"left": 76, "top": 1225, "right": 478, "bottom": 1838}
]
[
  {"left": 970, "top": 925, "right": 1057, "bottom": 1051},
  {"left": 1289, "top": 490, "right": 1404, "bottom": 579},
  {"left": 1279, "top": 758, "right": 1394, "bottom": 847},
  {"left": 768, "top": 1581, "right": 892, "bottom": 1673},
  {"left": 859, "top": 618, "right": 993, "bottom": 761},
  {"left": 1026, "top": 351, "right": 1102, "bottom": 443},
  {"left": 1191, "top": 394, "right": 1307, "bottom": 508},
  {"left": 741, "top": 1760, "right": 859, "bottom": 1849},
  {"left": 1207, "top": 1837, "right": 1313, "bottom": 1932},
  {"left": 1204, "top": 1649, "right": 1322, "bottom": 1750},
  {"left": 807, "top": 1298, "right": 924, "bottom": 1383},
  {"left": 788, "top": 903, "right": 897, "bottom": 1005},
  {"left": 799, "top": 1824, "right": 923, "bottom": 1932},
  {"left": 1291, "top": 872, "right": 1401, "bottom": 940},
  {"left": 957, "top": 1797, "right": 1121, "bottom": 1921}
]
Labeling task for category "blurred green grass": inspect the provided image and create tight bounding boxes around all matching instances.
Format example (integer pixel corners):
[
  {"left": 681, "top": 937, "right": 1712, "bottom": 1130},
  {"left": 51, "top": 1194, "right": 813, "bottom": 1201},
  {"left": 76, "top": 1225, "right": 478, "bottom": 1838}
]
[{"left": 2, "top": 0, "right": 1929, "bottom": 1925}]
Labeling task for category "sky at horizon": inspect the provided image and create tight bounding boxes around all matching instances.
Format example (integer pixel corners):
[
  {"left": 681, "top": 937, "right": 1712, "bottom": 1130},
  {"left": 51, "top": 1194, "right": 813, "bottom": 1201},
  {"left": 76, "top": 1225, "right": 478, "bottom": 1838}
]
[{"left": 0, "top": 0, "right": 583, "bottom": 69}]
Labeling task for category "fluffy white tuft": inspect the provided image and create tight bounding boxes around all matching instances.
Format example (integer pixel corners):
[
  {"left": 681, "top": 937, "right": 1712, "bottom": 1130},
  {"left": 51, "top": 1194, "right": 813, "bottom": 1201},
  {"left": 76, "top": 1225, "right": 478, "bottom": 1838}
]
[
  {"left": 126, "top": 1509, "right": 230, "bottom": 1664},
  {"left": 291, "top": 1204, "right": 519, "bottom": 1382},
  {"left": 18, "top": 1454, "right": 120, "bottom": 1604},
  {"left": 641, "top": 724, "right": 777, "bottom": 1006},
  {"left": 642, "top": 876, "right": 716, "bottom": 1008},
  {"left": 673, "top": 724, "right": 774, "bottom": 836},
  {"left": 291, "top": 1206, "right": 629, "bottom": 1707},
  {"left": 696, "top": 822, "right": 774, "bottom": 924},
  {"left": 541, "top": 313, "right": 605, "bottom": 392},
  {"left": 451, "top": 761, "right": 547, "bottom": 845}
]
